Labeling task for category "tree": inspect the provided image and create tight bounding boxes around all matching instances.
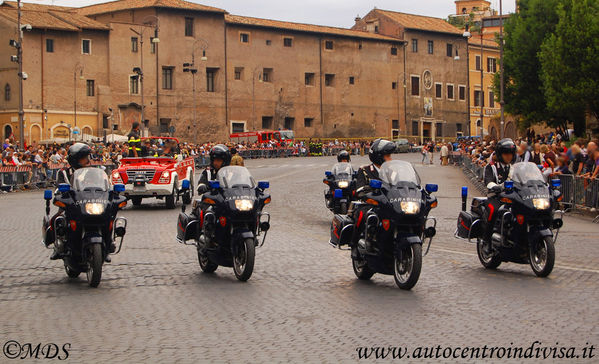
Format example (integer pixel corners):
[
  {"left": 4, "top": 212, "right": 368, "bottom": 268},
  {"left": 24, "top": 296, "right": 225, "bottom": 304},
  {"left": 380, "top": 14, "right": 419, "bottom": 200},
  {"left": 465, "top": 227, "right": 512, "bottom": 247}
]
[
  {"left": 539, "top": 0, "right": 599, "bottom": 136},
  {"left": 495, "top": 0, "right": 562, "bottom": 124}
]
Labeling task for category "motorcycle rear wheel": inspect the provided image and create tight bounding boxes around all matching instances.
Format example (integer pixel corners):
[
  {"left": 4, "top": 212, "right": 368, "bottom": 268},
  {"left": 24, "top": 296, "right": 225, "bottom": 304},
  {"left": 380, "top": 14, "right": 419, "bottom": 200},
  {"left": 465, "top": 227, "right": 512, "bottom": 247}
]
[
  {"left": 233, "top": 238, "right": 255, "bottom": 282},
  {"left": 86, "top": 244, "right": 103, "bottom": 288},
  {"left": 197, "top": 246, "right": 218, "bottom": 273},
  {"left": 352, "top": 250, "right": 375, "bottom": 280},
  {"left": 477, "top": 239, "right": 502, "bottom": 269},
  {"left": 394, "top": 244, "right": 422, "bottom": 290},
  {"left": 529, "top": 236, "right": 555, "bottom": 277}
]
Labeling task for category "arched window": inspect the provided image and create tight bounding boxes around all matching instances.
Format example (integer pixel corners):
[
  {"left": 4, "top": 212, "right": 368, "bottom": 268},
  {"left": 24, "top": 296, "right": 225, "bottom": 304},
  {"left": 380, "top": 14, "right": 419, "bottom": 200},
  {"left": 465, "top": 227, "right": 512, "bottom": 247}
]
[
  {"left": 4, "top": 84, "right": 10, "bottom": 101},
  {"left": 462, "top": 8, "right": 467, "bottom": 14}
]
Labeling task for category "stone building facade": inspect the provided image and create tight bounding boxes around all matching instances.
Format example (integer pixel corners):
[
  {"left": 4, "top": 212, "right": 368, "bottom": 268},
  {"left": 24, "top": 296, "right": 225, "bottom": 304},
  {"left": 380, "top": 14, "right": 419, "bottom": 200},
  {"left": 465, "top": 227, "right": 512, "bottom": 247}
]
[{"left": 0, "top": 0, "right": 467, "bottom": 144}]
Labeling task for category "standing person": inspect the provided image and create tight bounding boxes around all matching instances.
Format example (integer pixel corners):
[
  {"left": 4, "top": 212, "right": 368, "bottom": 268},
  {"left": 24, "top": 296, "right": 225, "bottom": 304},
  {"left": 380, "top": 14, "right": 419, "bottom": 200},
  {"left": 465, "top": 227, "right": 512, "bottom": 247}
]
[
  {"left": 440, "top": 143, "right": 449, "bottom": 166},
  {"left": 428, "top": 142, "right": 434, "bottom": 165},
  {"left": 127, "top": 122, "right": 142, "bottom": 157},
  {"left": 421, "top": 143, "right": 428, "bottom": 164},
  {"left": 531, "top": 143, "right": 543, "bottom": 165},
  {"left": 230, "top": 148, "right": 244, "bottom": 166},
  {"left": 570, "top": 144, "right": 585, "bottom": 176}
]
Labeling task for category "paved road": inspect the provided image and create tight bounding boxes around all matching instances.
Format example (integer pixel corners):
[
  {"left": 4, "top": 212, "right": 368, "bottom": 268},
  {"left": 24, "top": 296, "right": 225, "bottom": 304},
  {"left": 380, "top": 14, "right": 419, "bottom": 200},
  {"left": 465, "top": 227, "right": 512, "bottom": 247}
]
[{"left": 1, "top": 153, "right": 597, "bottom": 363}]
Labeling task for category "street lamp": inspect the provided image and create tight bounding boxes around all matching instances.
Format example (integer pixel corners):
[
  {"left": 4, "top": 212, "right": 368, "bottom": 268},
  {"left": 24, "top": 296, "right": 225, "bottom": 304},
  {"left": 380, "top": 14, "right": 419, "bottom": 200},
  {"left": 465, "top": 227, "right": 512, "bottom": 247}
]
[
  {"left": 183, "top": 38, "right": 209, "bottom": 131},
  {"left": 499, "top": 0, "right": 505, "bottom": 139},
  {"left": 73, "top": 63, "right": 84, "bottom": 140},
  {"left": 252, "top": 67, "right": 263, "bottom": 130},
  {"left": 130, "top": 16, "right": 160, "bottom": 137},
  {"left": 462, "top": 26, "right": 473, "bottom": 137},
  {"left": 9, "top": 0, "right": 31, "bottom": 149}
]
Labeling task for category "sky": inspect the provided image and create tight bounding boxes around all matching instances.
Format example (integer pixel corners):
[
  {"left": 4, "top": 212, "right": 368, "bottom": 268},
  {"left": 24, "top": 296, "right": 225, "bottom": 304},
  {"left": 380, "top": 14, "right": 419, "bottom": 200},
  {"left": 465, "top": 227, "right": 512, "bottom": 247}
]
[{"left": 21, "top": 0, "right": 516, "bottom": 28}]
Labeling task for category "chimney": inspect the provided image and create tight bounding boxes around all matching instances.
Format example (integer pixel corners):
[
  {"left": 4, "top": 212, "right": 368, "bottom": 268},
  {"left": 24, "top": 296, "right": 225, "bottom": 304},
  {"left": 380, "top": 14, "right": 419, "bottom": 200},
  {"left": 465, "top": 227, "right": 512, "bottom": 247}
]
[{"left": 355, "top": 15, "right": 361, "bottom": 23}]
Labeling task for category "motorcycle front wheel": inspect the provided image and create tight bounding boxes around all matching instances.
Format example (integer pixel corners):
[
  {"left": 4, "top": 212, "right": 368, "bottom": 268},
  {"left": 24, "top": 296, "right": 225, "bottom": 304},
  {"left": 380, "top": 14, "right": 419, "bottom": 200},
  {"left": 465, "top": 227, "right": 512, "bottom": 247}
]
[
  {"left": 529, "top": 236, "right": 555, "bottom": 277},
  {"left": 86, "top": 244, "right": 103, "bottom": 288},
  {"left": 394, "top": 244, "right": 422, "bottom": 290},
  {"left": 233, "top": 238, "right": 255, "bottom": 282}
]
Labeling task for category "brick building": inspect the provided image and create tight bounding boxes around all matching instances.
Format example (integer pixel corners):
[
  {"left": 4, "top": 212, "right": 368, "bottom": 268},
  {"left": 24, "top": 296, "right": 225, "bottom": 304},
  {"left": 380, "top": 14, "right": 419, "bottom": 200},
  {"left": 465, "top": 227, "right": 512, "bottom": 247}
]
[
  {"left": 1, "top": 0, "right": 467, "bottom": 145},
  {"left": 353, "top": 9, "right": 470, "bottom": 143}
]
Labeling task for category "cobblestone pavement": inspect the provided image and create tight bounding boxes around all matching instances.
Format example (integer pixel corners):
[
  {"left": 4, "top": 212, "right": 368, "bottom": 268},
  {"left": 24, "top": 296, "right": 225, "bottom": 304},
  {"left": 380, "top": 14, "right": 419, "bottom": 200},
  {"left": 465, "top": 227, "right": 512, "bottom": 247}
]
[{"left": 1, "top": 153, "right": 597, "bottom": 363}]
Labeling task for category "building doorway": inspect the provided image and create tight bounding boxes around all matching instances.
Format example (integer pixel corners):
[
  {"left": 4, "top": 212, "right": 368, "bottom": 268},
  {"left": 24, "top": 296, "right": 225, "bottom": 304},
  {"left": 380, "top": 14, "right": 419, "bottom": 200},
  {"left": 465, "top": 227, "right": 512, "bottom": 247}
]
[
  {"left": 4, "top": 125, "right": 12, "bottom": 140},
  {"left": 422, "top": 122, "right": 432, "bottom": 142},
  {"left": 30, "top": 125, "right": 41, "bottom": 144}
]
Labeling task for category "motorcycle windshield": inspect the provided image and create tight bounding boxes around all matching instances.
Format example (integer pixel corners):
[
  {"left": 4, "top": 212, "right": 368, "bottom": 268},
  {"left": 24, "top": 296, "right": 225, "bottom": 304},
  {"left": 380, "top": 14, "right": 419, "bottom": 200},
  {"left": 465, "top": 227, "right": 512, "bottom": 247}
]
[
  {"left": 379, "top": 160, "right": 420, "bottom": 186},
  {"left": 332, "top": 163, "right": 353, "bottom": 179},
  {"left": 72, "top": 168, "right": 110, "bottom": 192},
  {"left": 217, "top": 166, "right": 256, "bottom": 189},
  {"left": 511, "top": 162, "right": 545, "bottom": 184}
]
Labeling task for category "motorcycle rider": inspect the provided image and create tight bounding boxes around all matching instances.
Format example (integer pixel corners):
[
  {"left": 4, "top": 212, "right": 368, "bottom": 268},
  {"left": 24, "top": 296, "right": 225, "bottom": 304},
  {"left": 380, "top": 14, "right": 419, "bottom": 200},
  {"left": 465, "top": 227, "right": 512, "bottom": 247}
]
[
  {"left": 350, "top": 139, "right": 396, "bottom": 253},
  {"left": 197, "top": 144, "right": 232, "bottom": 195},
  {"left": 337, "top": 150, "right": 351, "bottom": 163},
  {"left": 482, "top": 138, "right": 516, "bottom": 253}
]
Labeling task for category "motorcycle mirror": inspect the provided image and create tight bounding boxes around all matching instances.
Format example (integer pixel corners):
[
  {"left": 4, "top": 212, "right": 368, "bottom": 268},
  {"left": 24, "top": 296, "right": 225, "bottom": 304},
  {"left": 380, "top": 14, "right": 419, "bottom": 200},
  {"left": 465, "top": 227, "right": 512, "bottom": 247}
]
[
  {"left": 425, "top": 184, "right": 438, "bottom": 193},
  {"left": 325, "top": 171, "right": 332, "bottom": 177},
  {"left": 258, "top": 181, "right": 270, "bottom": 189},
  {"left": 551, "top": 179, "right": 561, "bottom": 188},
  {"left": 113, "top": 184, "right": 126, "bottom": 193},
  {"left": 44, "top": 190, "right": 53, "bottom": 200},
  {"left": 181, "top": 179, "right": 190, "bottom": 190},
  {"left": 209, "top": 180, "right": 220, "bottom": 189},
  {"left": 369, "top": 179, "right": 382, "bottom": 189},
  {"left": 334, "top": 189, "right": 343, "bottom": 199},
  {"left": 58, "top": 183, "right": 71, "bottom": 193}
]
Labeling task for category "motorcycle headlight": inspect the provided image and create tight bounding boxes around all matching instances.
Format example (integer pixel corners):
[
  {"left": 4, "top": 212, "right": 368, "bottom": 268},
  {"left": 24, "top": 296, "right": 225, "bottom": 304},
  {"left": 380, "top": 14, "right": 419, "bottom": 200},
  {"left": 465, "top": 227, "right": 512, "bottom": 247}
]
[
  {"left": 235, "top": 199, "right": 254, "bottom": 211},
  {"left": 532, "top": 198, "right": 550, "bottom": 210},
  {"left": 400, "top": 201, "right": 420, "bottom": 215},
  {"left": 337, "top": 181, "right": 349, "bottom": 188},
  {"left": 85, "top": 203, "right": 105, "bottom": 215}
]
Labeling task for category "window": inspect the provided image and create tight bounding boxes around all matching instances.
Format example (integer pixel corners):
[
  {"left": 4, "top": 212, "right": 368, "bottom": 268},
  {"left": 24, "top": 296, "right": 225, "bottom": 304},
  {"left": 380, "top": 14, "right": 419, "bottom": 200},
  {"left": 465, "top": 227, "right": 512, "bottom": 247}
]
[
  {"left": 86, "top": 80, "right": 95, "bottom": 97},
  {"left": 325, "top": 40, "right": 334, "bottom": 50},
  {"left": 206, "top": 68, "right": 216, "bottom": 92},
  {"left": 240, "top": 33, "right": 249, "bottom": 43},
  {"left": 162, "top": 67, "right": 174, "bottom": 90},
  {"left": 411, "top": 76, "right": 420, "bottom": 96},
  {"left": 284, "top": 117, "right": 294, "bottom": 130},
  {"left": 349, "top": 76, "right": 355, "bottom": 85},
  {"left": 412, "top": 121, "right": 419, "bottom": 136},
  {"left": 46, "top": 39, "right": 54, "bottom": 53},
  {"left": 435, "top": 83, "right": 442, "bottom": 98},
  {"left": 474, "top": 90, "right": 484, "bottom": 107},
  {"left": 234, "top": 67, "right": 243, "bottom": 80},
  {"left": 447, "top": 84, "right": 454, "bottom": 100},
  {"left": 374, "top": 25, "right": 379, "bottom": 33},
  {"left": 304, "top": 118, "right": 313, "bottom": 127},
  {"left": 457, "top": 123, "right": 463, "bottom": 132},
  {"left": 265, "top": 40, "right": 271, "bottom": 46},
  {"left": 283, "top": 37, "right": 293, "bottom": 47},
  {"left": 412, "top": 39, "right": 418, "bottom": 53},
  {"left": 391, "top": 47, "right": 398, "bottom": 55},
  {"left": 130, "top": 75, "right": 139, "bottom": 94},
  {"left": 392, "top": 82, "right": 397, "bottom": 90},
  {"left": 82, "top": 39, "right": 91, "bottom": 54},
  {"left": 475, "top": 55, "right": 481, "bottom": 71},
  {"left": 102, "top": 115, "right": 109, "bottom": 129},
  {"left": 262, "top": 116, "right": 273, "bottom": 129},
  {"left": 392, "top": 120, "right": 399, "bottom": 129},
  {"left": 427, "top": 40, "right": 434, "bottom": 54},
  {"left": 489, "top": 91, "right": 495, "bottom": 107},
  {"left": 231, "top": 122, "right": 245, "bottom": 133},
  {"left": 185, "top": 17, "right": 194, "bottom": 37},
  {"left": 305, "top": 73, "right": 315, "bottom": 86},
  {"left": 446, "top": 43, "right": 453, "bottom": 57},
  {"left": 459, "top": 85, "right": 466, "bottom": 101},
  {"left": 150, "top": 38, "right": 156, "bottom": 54},
  {"left": 436, "top": 123, "right": 443, "bottom": 137},
  {"left": 131, "top": 37, "right": 138, "bottom": 53},
  {"left": 262, "top": 68, "right": 272, "bottom": 83},
  {"left": 4, "top": 83, "right": 10, "bottom": 101},
  {"left": 325, "top": 74, "right": 335, "bottom": 87},
  {"left": 487, "top": 57, "right": 497, "bottom": 73}
]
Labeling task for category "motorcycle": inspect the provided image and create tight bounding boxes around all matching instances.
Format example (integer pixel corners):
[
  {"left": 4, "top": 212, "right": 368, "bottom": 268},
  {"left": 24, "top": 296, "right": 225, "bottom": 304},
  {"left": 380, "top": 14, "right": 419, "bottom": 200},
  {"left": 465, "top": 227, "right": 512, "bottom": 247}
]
[
  {"left": 455, "top": 162, "right": 563, "bottom": 277},
  {"left": 329, "top": 160, "right": 438, "bottom": 290},
  {"left": 176, "top": 166, "right": 271, "bottom": 281},
  {"left": 42, "top": 168, "right": 128, "bottom": 287},
  {"left": 323, "top": 162, "right": 355, "bottom": 214}
]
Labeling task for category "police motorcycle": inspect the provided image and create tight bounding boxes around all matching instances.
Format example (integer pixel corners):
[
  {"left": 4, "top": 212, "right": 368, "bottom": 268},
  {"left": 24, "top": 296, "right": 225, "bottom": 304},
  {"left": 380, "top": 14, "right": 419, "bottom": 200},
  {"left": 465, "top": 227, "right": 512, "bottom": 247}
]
[
  {"left": 176, "top": 166, "right": 271, "bottom": 281},
  {"left": 324, "top": 162, "right": 356, "bottom": 214},
  {"left": 42, "top": 168, "right": 128, "bottom": 287},
  {"left": 330, "top": 160, "right": 438, "bottom": 290},
  {"left": 456, "top": 162, "right": 564, "bottom": 277}
]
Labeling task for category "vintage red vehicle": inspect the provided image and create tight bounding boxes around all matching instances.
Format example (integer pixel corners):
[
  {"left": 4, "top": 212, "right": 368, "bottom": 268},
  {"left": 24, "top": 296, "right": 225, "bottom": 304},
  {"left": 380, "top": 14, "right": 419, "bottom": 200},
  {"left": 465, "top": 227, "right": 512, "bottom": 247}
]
[
  {"left": 229, "top": 130, "right": 294, "bottom": 147},
  {"left": 110, "top": 137, "right": 195, "bottom": 209}
]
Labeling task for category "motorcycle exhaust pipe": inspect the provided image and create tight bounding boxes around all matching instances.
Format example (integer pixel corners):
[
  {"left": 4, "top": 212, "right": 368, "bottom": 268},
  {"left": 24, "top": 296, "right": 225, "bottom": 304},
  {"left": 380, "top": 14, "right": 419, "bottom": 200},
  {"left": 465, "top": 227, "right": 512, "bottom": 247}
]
[
  {"left": 366, "top": 214, "right": 379, "bottom": 238},
  {"left": 461, "top": 187, "right": 468, "bottom": 211}
]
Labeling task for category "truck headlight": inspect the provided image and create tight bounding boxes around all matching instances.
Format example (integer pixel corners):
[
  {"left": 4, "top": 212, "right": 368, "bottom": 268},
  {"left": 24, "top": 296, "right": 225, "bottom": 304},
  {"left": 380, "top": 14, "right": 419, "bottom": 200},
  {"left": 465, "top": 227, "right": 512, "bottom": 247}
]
[
  {"left": 337, "top": 181, "right": 349, "bottom": 188},
  {"left": 235, "top": 199, "right": 254, "bottom": 211},
  {"left": 85, "top": 203, "right": 105, "bottom": 215},
  {"left": 532, "top": 198, "right": 550, "bottom": 210},
  {"left": 161, "top": 171, "right": 170, "bottom": 178},
  {"left": 400, "top": 201, "right": 420, "bottom": 215}
]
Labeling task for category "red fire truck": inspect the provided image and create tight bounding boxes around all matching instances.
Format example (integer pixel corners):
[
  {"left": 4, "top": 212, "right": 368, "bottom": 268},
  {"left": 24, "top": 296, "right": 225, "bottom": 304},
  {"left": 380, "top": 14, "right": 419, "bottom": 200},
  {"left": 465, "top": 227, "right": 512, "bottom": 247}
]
[{"left": 229, "top": 130, "right": 294, "bottom": 147}]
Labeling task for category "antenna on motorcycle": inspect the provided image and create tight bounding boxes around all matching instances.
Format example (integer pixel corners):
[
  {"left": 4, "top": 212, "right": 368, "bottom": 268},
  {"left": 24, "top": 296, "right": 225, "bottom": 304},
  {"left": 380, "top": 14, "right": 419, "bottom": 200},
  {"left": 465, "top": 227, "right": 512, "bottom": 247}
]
[{"left": 461, "top": 187, "right": 468, "bottom": 211}]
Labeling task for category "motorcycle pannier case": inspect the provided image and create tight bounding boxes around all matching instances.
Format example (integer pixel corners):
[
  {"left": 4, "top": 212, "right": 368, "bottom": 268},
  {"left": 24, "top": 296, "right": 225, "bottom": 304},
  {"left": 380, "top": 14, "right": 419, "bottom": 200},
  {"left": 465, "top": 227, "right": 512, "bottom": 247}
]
[
  {"left": 456, "top": 211, "right": 481, "bottom": 240},
  {"left": 330, "top": 214, "right": 354, "bottom": 246},
  {"left": 177, "top": 212, "right": 199, "bottom": 242}
]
